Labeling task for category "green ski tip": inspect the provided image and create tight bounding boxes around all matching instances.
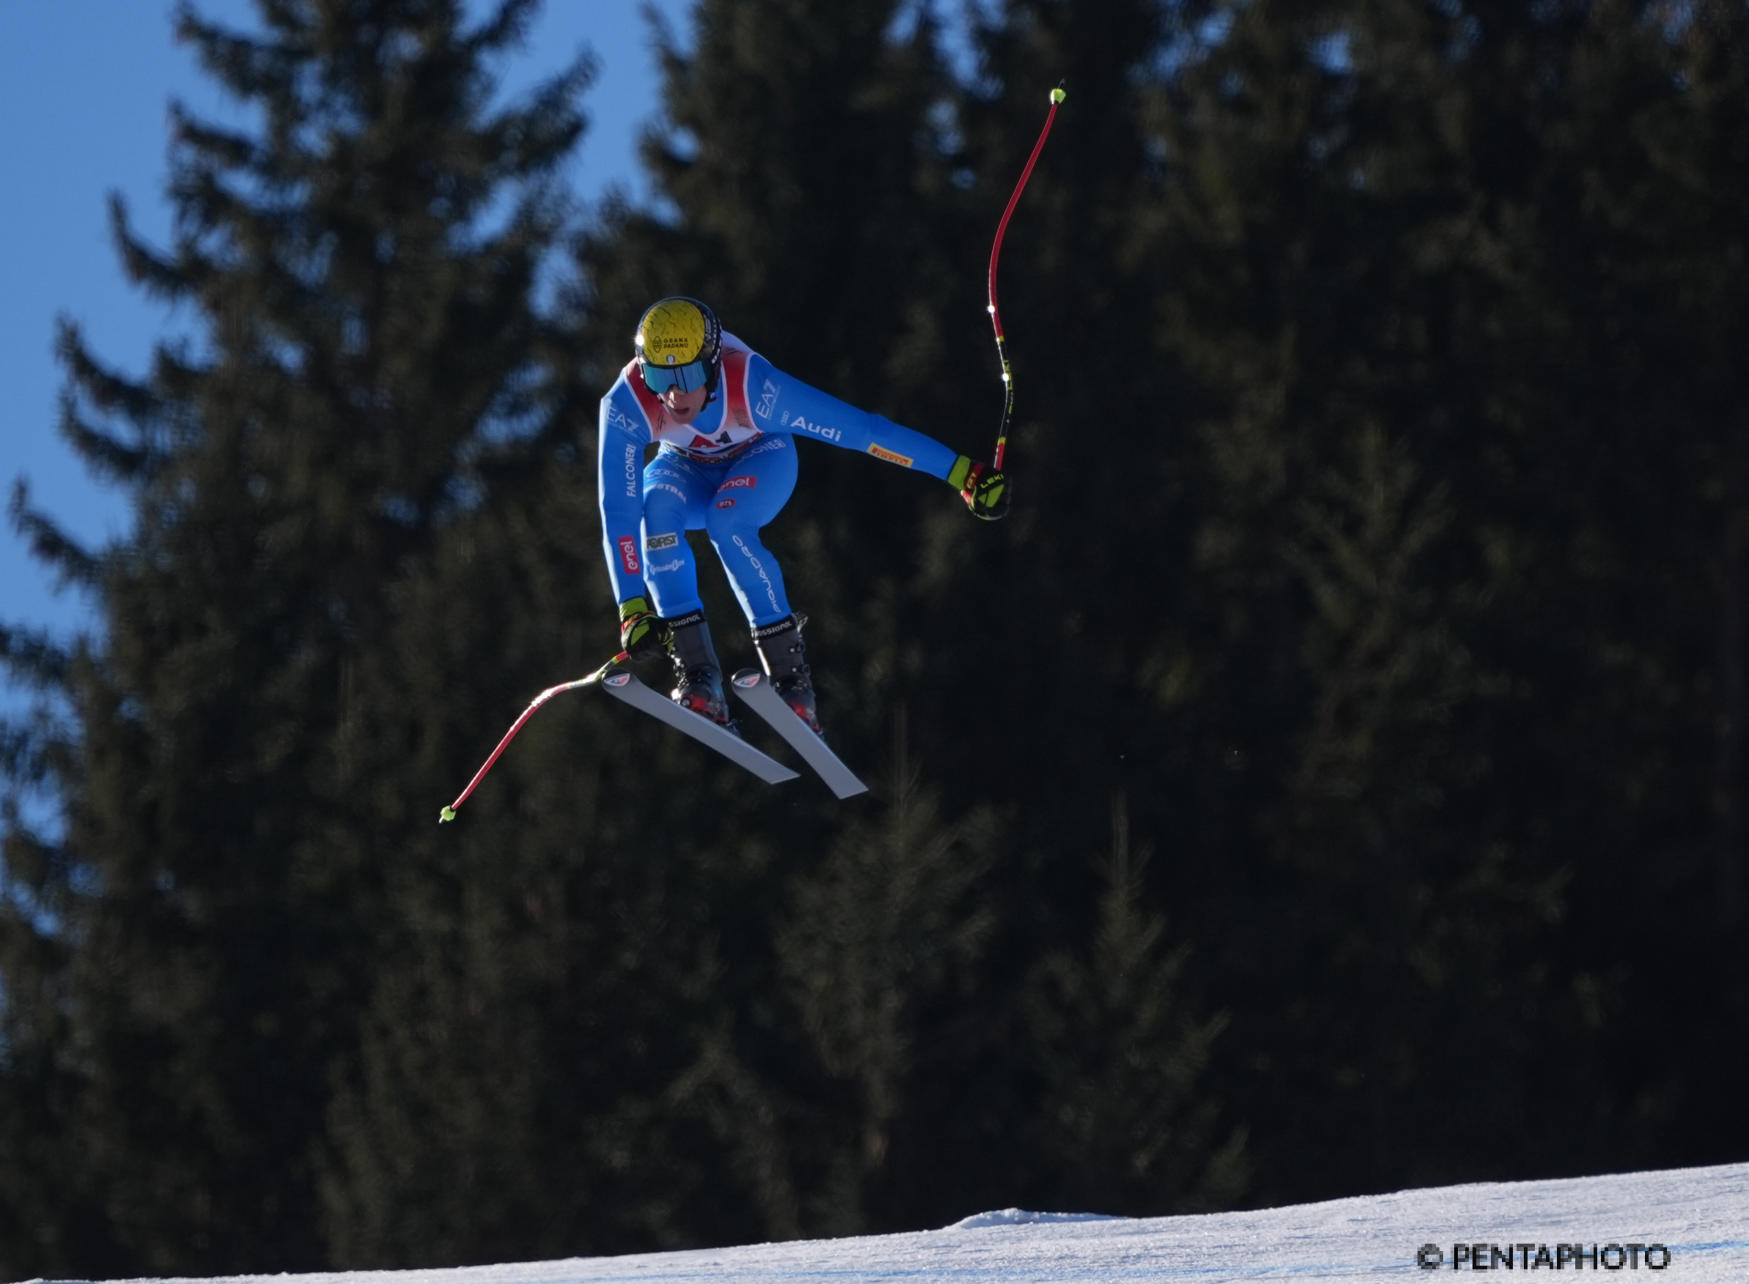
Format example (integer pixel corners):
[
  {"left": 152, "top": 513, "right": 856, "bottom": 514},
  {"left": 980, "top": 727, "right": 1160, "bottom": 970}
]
[
  {"left": 439, "top": 806, "right": 457, "bottom": 824},
  {"left": 1050, "top": 86, "right": 1066, "bottom": 104}
]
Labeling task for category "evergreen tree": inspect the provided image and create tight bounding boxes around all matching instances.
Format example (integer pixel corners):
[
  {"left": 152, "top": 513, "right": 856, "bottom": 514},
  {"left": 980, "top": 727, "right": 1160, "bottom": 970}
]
[
  {"left": 0, "top": 0, "right": 588, "bottom": 1272},
  {"left": 552, "top": 3, "right": 1037, "bottom": 1245},
  {"left": 1149, "top": 0, "right": 1749, "bottom": 1198},
  {"left": 769, "top": 737, "right": 998, "bottom": 1235},
  {"left": 1148, "top": 0, "right": 1612, "bottom": 1201},
  {"left": 1022, "top": 791, "right": 1248, "bottom": 1215},
  {"left": 1484, "top": 0, "right": 1749, "bottom": 1174}
]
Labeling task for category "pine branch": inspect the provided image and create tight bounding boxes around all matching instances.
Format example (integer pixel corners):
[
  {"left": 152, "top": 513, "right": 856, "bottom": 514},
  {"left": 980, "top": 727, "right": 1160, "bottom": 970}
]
[
  {"left": 57, "top": 403, "right": 149, "bottom": 487},
  {"left": 106, "top": 192, "right": 192, "bottom": 304},
  {"left": 174, "top": 1, "right": 296, "bottom": 105},
  {"left": 55, "top": 318, "right": 162, "bottom": 429},
  {"left": 7, "top": 481, "right": 99, "bottom": 594},
  {"left": 169, "top": 102, "right": 259, "bottom": 171},
  {"left": 0, "top": 616, "right": 72, "bottom": 690}
]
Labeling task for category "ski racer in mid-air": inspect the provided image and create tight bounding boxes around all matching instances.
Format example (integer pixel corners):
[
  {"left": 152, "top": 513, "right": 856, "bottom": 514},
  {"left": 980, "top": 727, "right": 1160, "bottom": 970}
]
[{"left": 597, "top": 295, "right": 1009, "bottom": 735}]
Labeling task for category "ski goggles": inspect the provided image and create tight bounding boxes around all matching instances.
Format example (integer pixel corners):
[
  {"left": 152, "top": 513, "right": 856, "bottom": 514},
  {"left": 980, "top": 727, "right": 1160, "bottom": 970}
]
[{"left": 640, "top": 356, "right": 714, "bottom": 394}]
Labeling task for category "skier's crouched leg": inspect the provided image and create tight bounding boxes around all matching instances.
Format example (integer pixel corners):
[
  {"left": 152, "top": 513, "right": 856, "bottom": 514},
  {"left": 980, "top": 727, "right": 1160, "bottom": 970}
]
[{"left": 704, "top": 436, "right": 796, "bottom": 618}]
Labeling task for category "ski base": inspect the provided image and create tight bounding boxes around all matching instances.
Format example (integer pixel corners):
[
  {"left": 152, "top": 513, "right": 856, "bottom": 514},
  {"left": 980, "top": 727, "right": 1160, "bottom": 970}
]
[
  {"left": 730, "top": 668, "right": 869, "bottom": 799},
  {"left": 596, "top": 660, "right": 800, "bottom": 785}
]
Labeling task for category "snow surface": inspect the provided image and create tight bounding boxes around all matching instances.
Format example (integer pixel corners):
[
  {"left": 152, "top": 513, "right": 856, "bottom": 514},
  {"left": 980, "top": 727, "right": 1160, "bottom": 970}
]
[{"left": 31, "top": 1161, "right": 1749, "bottom": 1283}]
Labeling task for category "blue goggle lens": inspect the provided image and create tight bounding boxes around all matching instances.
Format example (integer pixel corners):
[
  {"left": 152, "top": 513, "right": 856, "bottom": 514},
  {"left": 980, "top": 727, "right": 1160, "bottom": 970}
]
[{"left": 641, "top": 358, "right": 712, "bottom": 394}]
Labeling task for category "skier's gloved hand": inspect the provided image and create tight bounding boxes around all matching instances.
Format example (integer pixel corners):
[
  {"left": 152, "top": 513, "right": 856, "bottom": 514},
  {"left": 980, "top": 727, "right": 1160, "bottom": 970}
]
[
  {"left": 948, "top": 455, "right": 1011, "bottom": 521},
  {"left": 618, "top": 595, "right": 669, "bottom": 660}
]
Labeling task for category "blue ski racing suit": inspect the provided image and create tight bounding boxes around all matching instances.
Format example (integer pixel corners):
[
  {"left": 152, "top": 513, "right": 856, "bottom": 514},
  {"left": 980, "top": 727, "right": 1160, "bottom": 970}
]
[{"left": 597, "top": 333, "right": 964, "bottom": 629}]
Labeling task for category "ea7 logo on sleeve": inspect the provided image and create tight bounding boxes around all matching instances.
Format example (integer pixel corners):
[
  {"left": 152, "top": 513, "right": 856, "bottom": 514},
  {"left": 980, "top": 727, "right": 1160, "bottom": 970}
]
[{"left": 617, "top": 536, "right": 641, "bottom": 575}]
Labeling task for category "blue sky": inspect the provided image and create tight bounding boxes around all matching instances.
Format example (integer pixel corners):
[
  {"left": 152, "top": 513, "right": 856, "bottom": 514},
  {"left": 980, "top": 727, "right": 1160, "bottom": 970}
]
[{"left": 1, "top": 1, "right": 663, "bottom": 681}]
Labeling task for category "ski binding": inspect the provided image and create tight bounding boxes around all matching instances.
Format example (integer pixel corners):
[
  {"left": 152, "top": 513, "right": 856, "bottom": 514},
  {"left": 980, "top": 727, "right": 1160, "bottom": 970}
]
[{"left": 595, "top": 660, "right": 799, "bottom": 785}]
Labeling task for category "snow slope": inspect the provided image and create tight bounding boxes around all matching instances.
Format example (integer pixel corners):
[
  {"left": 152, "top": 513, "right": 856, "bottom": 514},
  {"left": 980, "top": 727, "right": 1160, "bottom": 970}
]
[{"left": 33, "top": 1161, "right": 1748, "bottom": 1283}]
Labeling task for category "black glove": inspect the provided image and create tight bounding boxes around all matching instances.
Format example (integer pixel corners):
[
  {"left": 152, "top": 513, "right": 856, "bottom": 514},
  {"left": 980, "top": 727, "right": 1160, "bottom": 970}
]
[
  {"left": 948, "top": 455, "right": 1011, "bottom": 521},
  {"left": 618, "top": 595, "right": 669, "bottom": 660}
]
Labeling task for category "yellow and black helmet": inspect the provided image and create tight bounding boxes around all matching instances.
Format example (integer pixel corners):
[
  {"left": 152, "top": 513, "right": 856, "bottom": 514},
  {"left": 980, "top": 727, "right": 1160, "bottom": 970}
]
[{"left": 634, "top": 296, "right": 723, "bottom": 393}]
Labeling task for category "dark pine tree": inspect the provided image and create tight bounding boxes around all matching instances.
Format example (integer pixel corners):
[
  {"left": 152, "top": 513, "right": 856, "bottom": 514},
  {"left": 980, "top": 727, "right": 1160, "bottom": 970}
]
[
  {"left": 1142, "top": 0, "right": 1749, "bottom": 1204},
  {"left": 549, "top": 0, "right": 1035, "bottom": 1245},
  {"left": 0, "top": 0, "right": 587, "bottom": 1274}
]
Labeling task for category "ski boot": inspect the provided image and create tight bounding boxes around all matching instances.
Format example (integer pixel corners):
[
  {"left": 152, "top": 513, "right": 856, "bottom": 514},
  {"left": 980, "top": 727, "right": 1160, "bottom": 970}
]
[
  {"left": 667, "top": 610, "right": 736, "bottom": 731},
  {"left": 752, "top": 614, "right": 820, "bottom": 734}
]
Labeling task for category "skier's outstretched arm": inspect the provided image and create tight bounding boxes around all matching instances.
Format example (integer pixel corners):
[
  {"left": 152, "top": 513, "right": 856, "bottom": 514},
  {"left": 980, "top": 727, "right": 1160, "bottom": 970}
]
[{"left": 744, "top": 354, "right": 1009, "bottom": 519}]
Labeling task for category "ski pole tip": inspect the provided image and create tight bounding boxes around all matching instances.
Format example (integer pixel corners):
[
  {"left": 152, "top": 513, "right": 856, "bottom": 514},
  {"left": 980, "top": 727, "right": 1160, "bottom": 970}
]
[
  {"left": 438, "top": 805, "right": 457, "bottom": 824},
  {"left": 1050, "top": 85, "right": 1066, "bottom": 104}
]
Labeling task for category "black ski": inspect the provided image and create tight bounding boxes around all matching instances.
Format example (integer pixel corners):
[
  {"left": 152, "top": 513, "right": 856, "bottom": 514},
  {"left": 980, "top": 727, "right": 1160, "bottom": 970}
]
[
  {"left": 596, "top": 659, "right": 800, "bottom": 785},
  {"left": 730, "top": 669, "right": 869, "bottom": 799}
]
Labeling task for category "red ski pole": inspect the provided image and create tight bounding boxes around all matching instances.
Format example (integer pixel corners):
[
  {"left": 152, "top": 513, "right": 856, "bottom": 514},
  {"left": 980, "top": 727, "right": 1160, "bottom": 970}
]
[
  {"left": 987, "top": 82, "right": 1065, "bottom": 473},
  {"left": 438, "top": 654, "right": 627, "bottom": 823}
]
